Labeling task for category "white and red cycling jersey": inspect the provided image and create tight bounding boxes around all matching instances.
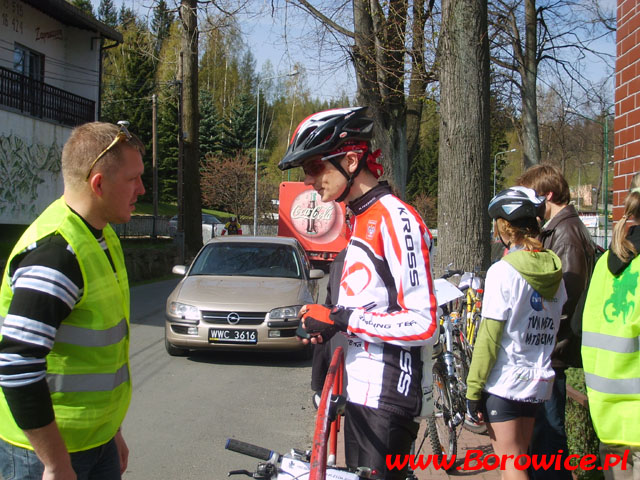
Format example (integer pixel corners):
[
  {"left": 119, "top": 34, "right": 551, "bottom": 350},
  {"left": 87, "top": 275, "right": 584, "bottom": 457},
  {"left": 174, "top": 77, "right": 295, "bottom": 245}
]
[{"left": 337, "top": 183, "right": 438, "bottom": 417}]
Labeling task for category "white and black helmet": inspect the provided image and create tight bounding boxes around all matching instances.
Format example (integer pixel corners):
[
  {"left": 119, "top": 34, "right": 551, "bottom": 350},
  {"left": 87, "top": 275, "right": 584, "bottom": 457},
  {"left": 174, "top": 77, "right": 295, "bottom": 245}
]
[
  {"left": 488, "top": 186, "right": 545, "bottom": 222},
  {"left": 278, "top": 107, "right": 373, "bottom": 171}
]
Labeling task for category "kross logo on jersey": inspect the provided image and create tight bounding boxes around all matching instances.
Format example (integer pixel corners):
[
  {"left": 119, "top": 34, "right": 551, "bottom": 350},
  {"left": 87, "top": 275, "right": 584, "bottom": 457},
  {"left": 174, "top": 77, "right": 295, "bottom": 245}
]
[{"left": 340, "top": 262, "right": 372, "bottom": 296}]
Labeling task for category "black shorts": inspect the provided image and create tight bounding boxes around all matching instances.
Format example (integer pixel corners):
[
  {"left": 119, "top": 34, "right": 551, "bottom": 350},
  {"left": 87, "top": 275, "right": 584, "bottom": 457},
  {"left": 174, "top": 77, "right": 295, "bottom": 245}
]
[
  {"left": 482, "top": 392, "right": 541, "bottom": 423},
  {"left": 344, "top": 402, "right": 419, "bottom": 480}
]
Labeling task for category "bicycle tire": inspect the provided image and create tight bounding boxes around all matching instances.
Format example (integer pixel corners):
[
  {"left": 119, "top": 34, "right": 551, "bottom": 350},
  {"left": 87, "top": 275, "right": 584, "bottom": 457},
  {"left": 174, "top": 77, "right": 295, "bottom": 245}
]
[
  {"left": 309, "top": 347, "right": 344, "bottom": 480},
  {"left": 429, "top": 362, "right": 457, "bottom": 459}
]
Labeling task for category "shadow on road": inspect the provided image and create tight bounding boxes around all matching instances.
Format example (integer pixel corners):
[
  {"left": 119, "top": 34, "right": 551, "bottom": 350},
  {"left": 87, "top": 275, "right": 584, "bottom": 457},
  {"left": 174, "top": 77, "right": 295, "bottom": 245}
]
[{"left": 181, "top": 348, "right": 313, "bottom": 369}]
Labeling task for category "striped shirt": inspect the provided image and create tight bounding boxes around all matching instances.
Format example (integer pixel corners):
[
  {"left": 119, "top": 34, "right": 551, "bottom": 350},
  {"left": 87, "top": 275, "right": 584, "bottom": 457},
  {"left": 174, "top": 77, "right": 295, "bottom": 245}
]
[{"left": 0, "top": 219, "right": 114, "bottom": 430}]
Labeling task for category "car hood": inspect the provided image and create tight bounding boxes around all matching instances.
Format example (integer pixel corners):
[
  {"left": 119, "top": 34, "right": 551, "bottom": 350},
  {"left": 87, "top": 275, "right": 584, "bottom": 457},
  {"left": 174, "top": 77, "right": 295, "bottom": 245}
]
[{"left": 174, "top": 275, "right": 312, "bottom": 308}]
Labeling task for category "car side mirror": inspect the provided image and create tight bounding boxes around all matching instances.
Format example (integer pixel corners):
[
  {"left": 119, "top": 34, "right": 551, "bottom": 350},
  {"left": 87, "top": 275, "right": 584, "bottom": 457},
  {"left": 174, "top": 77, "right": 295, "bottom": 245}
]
[
  {"left": 172, "top": 265, "right": 187, "bottom": 276},
  {"left": 309, "top": 269, "right": 325, "bottom": 279}
]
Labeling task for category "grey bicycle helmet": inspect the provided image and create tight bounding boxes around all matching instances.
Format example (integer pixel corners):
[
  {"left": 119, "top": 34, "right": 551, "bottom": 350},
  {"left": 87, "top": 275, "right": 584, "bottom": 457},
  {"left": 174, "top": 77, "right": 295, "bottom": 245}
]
[
  {"left": 488, "top": 186, "right": 545, "bottom": 222},
  {"left": 278, "top": 107, "right": 373, "bottom": 171}
]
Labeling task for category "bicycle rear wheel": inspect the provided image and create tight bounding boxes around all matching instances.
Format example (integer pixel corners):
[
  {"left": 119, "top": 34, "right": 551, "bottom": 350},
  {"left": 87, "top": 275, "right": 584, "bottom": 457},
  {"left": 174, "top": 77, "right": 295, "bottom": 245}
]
[{"left": 428, "top": 362, "right": 457, "bottom": 459}]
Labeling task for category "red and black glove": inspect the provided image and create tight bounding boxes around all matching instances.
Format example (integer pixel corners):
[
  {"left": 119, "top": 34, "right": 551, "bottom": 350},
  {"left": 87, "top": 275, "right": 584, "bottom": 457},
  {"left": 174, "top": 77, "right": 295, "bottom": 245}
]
[{"left": 302, "top": 305, "right": 351, "bottom": 335}]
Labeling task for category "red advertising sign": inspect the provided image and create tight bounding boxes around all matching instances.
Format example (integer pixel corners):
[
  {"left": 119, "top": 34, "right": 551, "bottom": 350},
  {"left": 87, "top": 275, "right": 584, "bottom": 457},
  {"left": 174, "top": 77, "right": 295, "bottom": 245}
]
[{"left": 278, "top": 182, "right": 348, "bottom": 262}]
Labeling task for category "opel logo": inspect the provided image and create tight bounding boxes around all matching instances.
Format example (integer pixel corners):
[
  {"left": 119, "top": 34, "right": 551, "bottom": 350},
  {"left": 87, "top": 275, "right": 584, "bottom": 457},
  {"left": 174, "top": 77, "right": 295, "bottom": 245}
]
[{"left": 226, "top": 312, "right": 240, "bottom": 325}]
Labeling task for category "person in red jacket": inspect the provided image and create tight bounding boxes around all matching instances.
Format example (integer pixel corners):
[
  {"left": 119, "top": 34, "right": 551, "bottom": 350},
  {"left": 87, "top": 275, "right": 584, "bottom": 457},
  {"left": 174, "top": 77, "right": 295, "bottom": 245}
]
[{"left": 279, "top": 107, "right": 438, "bottom": 480}]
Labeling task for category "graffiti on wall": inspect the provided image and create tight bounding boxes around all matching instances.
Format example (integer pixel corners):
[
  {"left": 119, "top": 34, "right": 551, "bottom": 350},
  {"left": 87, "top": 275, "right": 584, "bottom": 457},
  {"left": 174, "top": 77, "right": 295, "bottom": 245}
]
[{"left": 0, "top": 133, "right": 61, "bottom": 218}]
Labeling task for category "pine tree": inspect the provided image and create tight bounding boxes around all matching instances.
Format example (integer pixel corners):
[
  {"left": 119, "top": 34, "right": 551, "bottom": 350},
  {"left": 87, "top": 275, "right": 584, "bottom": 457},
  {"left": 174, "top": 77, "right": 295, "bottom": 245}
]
[
  {"left": 151, "top": 0, "right": 173, "bottom": 56},
  {"left": 101, "top": 12, "right": 156, "bottom": 201},
  {"left": 199, "top": 90, "right": 222, "bottom": 159},
  {"left": 70, "top": 0, "right": 94, "bottom": 16},
  {"left": 97, "top": 0, "right": 117, "bottom": 27},
  {"left": 221, "top": 92, "right": 256, "bottom": 155}
]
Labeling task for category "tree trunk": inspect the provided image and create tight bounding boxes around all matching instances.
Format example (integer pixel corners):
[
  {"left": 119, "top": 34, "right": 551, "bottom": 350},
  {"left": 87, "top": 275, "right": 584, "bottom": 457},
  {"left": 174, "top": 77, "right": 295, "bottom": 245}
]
[
  {"left": 436, "top": 0, "right": 491, "bottom": 275},
  {"left": 406, "top": 0, "right": 428, "bottom": 176},
  {"left": 352, "top": 0, "right": 408, "bottom": 197},
  {"left": 181, "top": 0, "right": 202, "bottom": 258},
  {"left": 521, "top": 0, "right": 541, "bottom": 169}
]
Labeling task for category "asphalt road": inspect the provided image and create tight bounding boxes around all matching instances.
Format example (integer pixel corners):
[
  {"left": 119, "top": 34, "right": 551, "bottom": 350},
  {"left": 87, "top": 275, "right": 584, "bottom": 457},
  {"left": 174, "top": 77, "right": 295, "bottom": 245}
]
[{"left": 122, "top": 277, "right": 325, "bottom": 479}]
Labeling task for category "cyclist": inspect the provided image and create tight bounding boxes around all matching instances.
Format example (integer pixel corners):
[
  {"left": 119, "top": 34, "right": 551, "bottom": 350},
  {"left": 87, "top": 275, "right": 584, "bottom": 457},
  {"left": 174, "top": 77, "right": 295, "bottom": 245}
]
[
  {"left": 222, "top": 216, "right": 242, "bottom": 235},
  {"left": 517, "top": 165, "right": 595, "bottom": 479},
  {"left": 466, "top": 186, "right": 567, "bottom": 480},
  {"left": 279, "top": 107, "right": 438, "bottom": 480}
]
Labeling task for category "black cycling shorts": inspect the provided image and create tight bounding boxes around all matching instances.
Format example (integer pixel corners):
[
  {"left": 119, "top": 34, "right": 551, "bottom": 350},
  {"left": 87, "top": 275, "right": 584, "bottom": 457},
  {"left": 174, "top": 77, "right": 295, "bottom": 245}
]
[
  {"left": 344, "top": 402, "right": 419, "bottom": 480},
  {"left": 482, "top": 392, "right": 541, "bottom": 423}
]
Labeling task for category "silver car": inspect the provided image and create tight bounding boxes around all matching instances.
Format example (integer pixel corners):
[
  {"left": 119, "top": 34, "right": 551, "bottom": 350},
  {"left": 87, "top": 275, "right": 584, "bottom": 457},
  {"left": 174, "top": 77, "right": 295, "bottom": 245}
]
[{"left": 165, "top": 236, "right": 324, "bottom": 356}]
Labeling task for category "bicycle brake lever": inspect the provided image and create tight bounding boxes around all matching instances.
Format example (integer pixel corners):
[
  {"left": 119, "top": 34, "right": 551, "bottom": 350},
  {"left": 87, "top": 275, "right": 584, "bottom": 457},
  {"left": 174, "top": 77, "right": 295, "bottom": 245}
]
[
  {"left": 228, "top": 469, "right": 253, "bottom": 477},
  {"left": 328, "top": 394, "right": 347, "bottom": 422}
]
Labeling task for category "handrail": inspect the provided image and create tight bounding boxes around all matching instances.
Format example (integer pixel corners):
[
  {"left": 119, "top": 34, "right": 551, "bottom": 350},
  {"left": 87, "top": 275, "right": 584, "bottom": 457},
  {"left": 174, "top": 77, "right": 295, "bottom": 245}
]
[
  {"left": 567, "top": 384, "right": 589, "bottom": 409},
  {"left": 0, "top": 66, "right": 95, "bottom": 127}
]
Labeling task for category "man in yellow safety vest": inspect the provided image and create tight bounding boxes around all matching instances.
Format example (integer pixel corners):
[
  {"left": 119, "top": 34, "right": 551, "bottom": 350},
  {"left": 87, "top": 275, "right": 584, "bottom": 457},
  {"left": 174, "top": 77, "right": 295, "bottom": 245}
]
[{"left": 0, "top": 121, "right": 145, "bottom": 479}]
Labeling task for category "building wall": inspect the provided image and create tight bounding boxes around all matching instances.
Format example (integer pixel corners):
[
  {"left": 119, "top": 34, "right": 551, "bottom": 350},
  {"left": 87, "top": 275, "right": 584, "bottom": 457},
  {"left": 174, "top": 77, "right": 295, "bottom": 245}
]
[
  {"left": 614, "top": 0, "right": 640, "bottom": 219},
  {"left": 0, "top": 0, "right": 101, "bottom": 102},
  {"left": 0, "top": 0, "right": 104, "bottom": 224},
  {"left": 0, "top": 109, "right": 69, "bottom": 224}
]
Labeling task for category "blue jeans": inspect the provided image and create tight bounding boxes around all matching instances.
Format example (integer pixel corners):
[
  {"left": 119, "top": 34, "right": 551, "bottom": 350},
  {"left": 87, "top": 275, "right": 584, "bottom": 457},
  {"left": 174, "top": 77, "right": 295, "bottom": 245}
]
[
  {"left": 528, "top": 368, "right": 572, "bottom": 480},
  {"left": 0, "top": 437, "right": 121, "bottom": 480}
]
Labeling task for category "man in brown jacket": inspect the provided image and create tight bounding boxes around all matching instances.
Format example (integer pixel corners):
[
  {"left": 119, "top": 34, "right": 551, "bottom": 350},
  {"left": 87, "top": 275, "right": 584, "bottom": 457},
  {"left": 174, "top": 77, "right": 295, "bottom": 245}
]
[{"left": 517, "top": 164, "right": 595, "bottom": 480}]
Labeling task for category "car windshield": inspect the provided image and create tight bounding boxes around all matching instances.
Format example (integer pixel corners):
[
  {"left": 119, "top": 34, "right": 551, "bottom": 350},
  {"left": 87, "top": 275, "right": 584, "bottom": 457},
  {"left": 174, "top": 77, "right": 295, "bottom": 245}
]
[{"left": 190, "top": 242, "right": 303, "bottom": 279}]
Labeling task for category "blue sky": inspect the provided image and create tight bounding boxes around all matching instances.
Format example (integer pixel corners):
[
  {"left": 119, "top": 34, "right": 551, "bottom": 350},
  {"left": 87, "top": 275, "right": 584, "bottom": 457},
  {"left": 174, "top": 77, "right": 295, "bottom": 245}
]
[
  {"left": 91, "top": 0, "right": 614, "bottom": 105},
  {"left": 90, "top": 0, "right": 357, "bottom": 101}
]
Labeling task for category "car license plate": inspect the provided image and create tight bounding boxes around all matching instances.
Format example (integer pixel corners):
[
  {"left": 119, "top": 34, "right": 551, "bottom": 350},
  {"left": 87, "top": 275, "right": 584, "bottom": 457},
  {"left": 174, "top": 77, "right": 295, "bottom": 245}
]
[{"left": 208, "top": 328, "right": 257, "bottom": 344}]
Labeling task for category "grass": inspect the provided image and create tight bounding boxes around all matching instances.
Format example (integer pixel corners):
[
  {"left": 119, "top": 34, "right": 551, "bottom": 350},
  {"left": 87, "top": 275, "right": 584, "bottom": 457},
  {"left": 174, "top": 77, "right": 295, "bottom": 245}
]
[
  {"left": 133, "top": 201, "right": 234, "bottom": 221},
  {"left": 566, "top": 368, "right": 604, "bottom": 479}
]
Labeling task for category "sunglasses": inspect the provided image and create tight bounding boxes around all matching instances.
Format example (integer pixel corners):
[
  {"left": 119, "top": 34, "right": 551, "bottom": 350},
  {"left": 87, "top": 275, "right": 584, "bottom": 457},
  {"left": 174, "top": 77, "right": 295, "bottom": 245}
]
[
  {"left": 302, "top": 159, "right": 327, "bottom": 177},
  {"left": 85, "top": 121, "right": 132, "bottom": 181}
]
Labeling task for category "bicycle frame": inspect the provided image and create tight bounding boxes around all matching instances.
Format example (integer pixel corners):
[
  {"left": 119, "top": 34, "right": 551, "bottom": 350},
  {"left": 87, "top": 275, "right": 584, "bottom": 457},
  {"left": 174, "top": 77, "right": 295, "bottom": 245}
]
[{"left": 310, "top": 347, "right": 345, "bottom": 480}]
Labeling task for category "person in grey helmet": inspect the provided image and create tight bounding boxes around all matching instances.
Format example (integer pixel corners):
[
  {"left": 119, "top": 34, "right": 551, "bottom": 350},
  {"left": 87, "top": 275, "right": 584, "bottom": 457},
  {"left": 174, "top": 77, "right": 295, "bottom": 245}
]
[{"left": 466, "top": 186, "right": 567, "bottom": 479}]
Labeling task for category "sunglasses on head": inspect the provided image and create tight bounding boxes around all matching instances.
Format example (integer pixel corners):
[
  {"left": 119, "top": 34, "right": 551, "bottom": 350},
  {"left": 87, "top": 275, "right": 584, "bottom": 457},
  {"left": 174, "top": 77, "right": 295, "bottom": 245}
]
[{"left": 85, "top": 121, "right": 132, "bottom": 181}]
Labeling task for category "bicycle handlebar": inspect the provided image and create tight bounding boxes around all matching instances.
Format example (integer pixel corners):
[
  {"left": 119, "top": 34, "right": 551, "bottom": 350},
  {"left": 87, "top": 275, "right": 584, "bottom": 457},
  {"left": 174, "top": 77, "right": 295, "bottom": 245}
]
[
  {"left": 225, "top": 438, "right": 278, "bottom": 462},
  {"left": 441, "top": 269, "right": 464, "bottom": 280}
]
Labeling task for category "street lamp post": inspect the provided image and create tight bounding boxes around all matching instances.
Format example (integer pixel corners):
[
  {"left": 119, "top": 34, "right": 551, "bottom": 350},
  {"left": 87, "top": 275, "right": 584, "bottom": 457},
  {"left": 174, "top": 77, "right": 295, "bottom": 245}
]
[
  {"left": 493, "top": 148, "right": 517, "bottom": 197},
  {"left": 254, "top": 69, "right": 298, "bottom": 235},
  {"left": 566, "top": 109, "right": 612, "bottom": 246}
]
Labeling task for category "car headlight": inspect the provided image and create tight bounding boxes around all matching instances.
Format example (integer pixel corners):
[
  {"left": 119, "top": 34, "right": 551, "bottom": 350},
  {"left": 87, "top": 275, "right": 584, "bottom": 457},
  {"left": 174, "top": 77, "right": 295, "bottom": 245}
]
[
  {"left": 269, "top": 305, "right": 301, "bottom": 320},
  {"left": 169, "top": 302, "right": 201, "bottom": 321}
]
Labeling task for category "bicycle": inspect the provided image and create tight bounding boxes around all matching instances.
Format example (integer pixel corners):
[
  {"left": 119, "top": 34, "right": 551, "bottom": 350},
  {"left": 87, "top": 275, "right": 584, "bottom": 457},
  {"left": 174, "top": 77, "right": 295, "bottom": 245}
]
[
  {"left": 458, "top": 269, "right": 485, "bottom": 360},
  {"left": 226, "top": 347, "right": 372, "bottom": 480},
  {"left": 414, "top": 270, "right": 467, "bottom": 464},
  {"left": 455, "top": 269, "right": 488, "bottom": 434}
]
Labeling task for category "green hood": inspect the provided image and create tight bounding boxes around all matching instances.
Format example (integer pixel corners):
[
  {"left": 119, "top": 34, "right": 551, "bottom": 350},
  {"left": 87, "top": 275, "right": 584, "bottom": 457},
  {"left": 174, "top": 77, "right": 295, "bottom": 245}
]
[{"left": 502, "top": 250, "right": 563, "bottom": 300}]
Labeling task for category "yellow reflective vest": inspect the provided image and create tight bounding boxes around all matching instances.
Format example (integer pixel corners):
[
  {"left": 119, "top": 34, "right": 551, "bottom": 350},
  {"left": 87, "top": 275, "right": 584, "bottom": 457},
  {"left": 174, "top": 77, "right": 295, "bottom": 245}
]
[
  {"left": 582, "top": 250, "right": 640, "bottom": 447},
  {"left": 0, "top": 198, "right": 131, "bottom": 452}
]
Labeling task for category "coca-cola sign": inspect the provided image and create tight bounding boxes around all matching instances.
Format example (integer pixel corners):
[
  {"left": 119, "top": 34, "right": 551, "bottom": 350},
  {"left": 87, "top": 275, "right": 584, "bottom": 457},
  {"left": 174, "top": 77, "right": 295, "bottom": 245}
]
[
  {"left": 290, "top": 190, "right": 338, "bottom": 240},
  {"left": 291, "top": 204, "right": 334, "bottom": 221}
]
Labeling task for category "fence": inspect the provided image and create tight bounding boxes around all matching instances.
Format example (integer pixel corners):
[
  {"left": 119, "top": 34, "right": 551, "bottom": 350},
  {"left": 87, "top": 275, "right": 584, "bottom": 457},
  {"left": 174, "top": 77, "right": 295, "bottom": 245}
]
[{"left": 111, "top": 216, "right": 278, "bottom": 239}]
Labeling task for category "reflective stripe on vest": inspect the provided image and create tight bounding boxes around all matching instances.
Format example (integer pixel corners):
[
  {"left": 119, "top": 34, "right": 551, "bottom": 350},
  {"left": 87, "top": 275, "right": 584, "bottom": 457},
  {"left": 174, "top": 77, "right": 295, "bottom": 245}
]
[
  {"left": 582, "top": 331, "right": 640, "bottom": 354},
  {"left": 584, "top": 372, "right": 640, "bottom": 395},
  {"left": 47, "top": 364, "right": 129, "bottom": 393},
  {"left": 57, "top": 318, "right": 127, "bottom": 347}
]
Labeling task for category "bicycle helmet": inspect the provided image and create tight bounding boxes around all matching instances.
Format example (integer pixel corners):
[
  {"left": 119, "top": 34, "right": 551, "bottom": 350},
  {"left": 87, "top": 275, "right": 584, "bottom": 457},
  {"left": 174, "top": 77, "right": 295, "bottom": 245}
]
[
  {"left": 278, "top": 107, "right": 374, "bottom": 171},
  {"left": 488, "top": 186, "right": 545, "bottom": 222}
]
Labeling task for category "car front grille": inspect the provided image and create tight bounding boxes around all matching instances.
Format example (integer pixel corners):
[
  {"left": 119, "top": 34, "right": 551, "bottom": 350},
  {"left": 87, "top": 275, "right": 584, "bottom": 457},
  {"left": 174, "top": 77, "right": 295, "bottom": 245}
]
[{"left": 201, "top": 311, "right": 267, "bottom": 326}]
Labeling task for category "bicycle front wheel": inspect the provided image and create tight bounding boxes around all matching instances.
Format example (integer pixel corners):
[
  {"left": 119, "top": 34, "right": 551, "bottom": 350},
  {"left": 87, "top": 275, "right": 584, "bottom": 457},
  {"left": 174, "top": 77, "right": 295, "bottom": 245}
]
[{"left": 428, "top": 362, "right": 457, "bottom": 459}]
